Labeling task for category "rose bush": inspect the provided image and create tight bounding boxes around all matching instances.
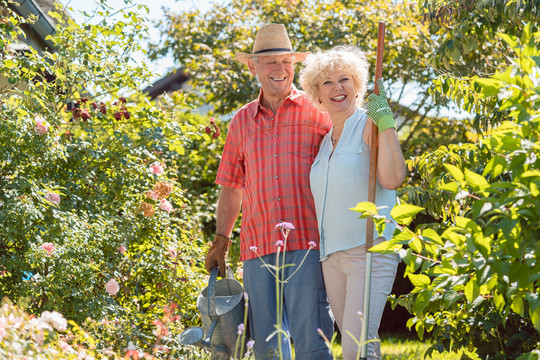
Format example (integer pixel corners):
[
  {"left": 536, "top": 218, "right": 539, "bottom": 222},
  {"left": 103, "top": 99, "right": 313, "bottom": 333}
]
[{"left": 0, "top": 0, "right": 210, "bottom": 356}]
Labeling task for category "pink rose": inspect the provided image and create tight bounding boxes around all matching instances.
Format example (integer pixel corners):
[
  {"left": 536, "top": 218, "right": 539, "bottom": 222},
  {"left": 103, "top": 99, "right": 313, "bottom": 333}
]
[
  {"left": 34, "top": 115, "right": 49, "bottom": 135},
  {"left": 105, "top": 279, "right": 120, "bottom": 296},
  {"left": 44, "top": 192, "right": 61, "bottom": 206},
  {"left": 32, "top": 329, "right": 45, "bottom": 345},
  {"left": 146, "top": 190, "right": 159, "bottom": 200},
  {"left": 59, "top": 340, "right": 71, "bottom": 352},
  {"left": 150, "top": 162, "right": 166, "bottom": 175},
  {"left": 168, "top": 247, "right": 177, "bottom": 259},
  {"left": 117, "top": 245, "right": 127, "bottom": 254},
  {"left": 39, "top": 311, "right": 67, "bottom": 331},
  {"left": 41, "top": 242, "right": 55, "bottom": 256},
  {"left": 159, "top": 199, "right": 174, "bottom": 214}
]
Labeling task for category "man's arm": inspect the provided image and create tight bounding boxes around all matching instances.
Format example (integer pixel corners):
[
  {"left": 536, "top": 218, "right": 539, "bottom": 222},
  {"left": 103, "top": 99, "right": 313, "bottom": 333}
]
[
  {"left": 205, "top": 185, "right": 243, "bottom": 276},
  {"left": 215, "top": 185, "right": 243, "bottom": 237}
]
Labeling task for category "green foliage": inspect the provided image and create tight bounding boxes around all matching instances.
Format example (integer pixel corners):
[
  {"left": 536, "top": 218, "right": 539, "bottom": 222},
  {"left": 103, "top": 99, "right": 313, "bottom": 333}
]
[
  {"left": 165, "top": 112, "right": 246, "bottom": 267},
  {"left": 363, "top": 23, "right": 540, "bottom": 359},
  {"left": 150, "top": 0, "right": 449, "bottom": 123},
  {"left": 0, "top": 1, "right": 209, "bottom": 356},
  {"left": 380, "top": 334, "right": 481, "bottom": 359},
  {"left": 410, "top": 0, "right": 540, "bottom": 76}
]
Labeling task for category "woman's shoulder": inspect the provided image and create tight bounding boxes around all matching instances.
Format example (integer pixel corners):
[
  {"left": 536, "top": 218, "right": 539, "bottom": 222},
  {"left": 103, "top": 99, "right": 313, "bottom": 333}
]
[{"left": 347, "top": 108, "right": 368, "bottom": 132}]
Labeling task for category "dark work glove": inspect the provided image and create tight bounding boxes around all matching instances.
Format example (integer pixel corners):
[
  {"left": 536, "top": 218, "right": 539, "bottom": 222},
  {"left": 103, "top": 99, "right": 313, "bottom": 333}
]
[{"left": 205, "top": 234, "right": 231, "bottom": 277}]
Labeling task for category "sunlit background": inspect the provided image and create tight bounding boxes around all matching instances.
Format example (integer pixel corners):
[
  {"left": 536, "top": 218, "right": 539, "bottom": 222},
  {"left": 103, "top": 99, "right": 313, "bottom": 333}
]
[{"left": 58, "top": 0, "right": 217, "bottom": 80}]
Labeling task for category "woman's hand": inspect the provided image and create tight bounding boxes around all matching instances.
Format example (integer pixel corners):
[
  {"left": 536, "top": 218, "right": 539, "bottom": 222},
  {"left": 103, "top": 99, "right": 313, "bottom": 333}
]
[{"left": 367, "top": 79, "right": 396, "bottom": 134}]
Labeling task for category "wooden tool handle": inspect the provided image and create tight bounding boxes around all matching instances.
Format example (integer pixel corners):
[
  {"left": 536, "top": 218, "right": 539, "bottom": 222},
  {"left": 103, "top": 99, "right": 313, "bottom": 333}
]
[{"left": 366, "top": 22, "right": 386, "bottom": 250}]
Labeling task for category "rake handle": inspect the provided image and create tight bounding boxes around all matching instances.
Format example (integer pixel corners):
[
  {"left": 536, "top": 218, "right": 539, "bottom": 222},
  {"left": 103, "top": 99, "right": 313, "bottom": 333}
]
[
  {"left": 366, "top": 22, "right": 386, "bottom": 250},
  {"left": 360, "top": 21, "right": 386, "bottom": 360}
]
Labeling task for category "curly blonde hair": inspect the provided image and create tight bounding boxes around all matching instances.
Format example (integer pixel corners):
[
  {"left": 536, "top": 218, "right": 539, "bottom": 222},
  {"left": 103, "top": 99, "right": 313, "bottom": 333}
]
[{"left": 299, "top": 45, "right": 369, "bottom": 112}]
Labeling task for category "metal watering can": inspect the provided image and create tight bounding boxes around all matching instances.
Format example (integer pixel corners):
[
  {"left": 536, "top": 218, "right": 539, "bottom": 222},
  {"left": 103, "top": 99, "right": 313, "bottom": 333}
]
[{"left": 178, "top": 267, "right": 245, "bottom": 358}]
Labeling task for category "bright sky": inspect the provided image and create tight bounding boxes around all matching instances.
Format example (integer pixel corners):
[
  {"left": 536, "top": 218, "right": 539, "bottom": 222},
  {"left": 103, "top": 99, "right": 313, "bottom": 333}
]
[{"left": 57, "top": 0, "right": 216, "bottom": 79}]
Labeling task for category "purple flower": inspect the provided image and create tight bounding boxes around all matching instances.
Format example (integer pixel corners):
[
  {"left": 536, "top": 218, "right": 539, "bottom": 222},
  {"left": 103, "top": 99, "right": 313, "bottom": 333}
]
[
  {"left": 237, "top": 323, "right": 244, "bottom": 335},
  {"left": 250, "top": 246, "right": 258, "bottom": 253},
  {"left": 308, "top": 241, "right": 316, "bottom": 249},
  {"left": 276, "top": 240, "right": 284, "bottom": 248},
  {"left": 276, "top": 222, "right": 295, "bottom": 238},
  {"left": 275, "top": 222, "right": 295, "bottom": 230},
  {"left": 245, "top": 339, "right": 255, "bottom": 356}
]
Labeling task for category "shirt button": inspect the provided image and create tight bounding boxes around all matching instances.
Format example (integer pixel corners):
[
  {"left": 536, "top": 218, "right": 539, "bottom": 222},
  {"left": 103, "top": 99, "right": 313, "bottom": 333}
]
[
  {"left": 274, "top": 175, "right": 278, "bottom": 179},
  {"left": 274, "top": 134, "right": 278, "bottom": 138},
  {"left": 277, "top": 197, "right": 281, "bottom": 201},
  {"left": 274, "top": 154, "right": 278, "bottom": 158}
]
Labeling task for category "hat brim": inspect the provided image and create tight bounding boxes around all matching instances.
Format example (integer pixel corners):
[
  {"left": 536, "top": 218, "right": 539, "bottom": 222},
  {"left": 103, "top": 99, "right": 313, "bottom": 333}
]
[{"left": 236, "top": 51, "right": 310, "bottom": 65}]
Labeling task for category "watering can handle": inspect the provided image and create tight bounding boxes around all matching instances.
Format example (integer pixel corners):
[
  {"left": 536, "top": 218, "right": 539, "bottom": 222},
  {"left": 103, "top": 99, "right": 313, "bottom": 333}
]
[{"left": 207, "top": 267, "right": 235, "bottom": 320}]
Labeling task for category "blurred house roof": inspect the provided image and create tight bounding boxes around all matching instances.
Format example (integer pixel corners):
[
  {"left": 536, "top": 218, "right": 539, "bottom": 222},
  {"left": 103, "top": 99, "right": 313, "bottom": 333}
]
[
  {"left": 7, "top": 0, "right": 64, "bottom": 53},
  {"left": 143, "top": 69, "right": 189, "bottom": 99}
]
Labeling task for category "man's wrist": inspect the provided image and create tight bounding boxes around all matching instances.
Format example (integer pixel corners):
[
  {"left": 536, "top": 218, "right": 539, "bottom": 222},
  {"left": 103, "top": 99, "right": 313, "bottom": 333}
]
[{"left": 215, "top": 233, "right": 231, "bottom": 241}]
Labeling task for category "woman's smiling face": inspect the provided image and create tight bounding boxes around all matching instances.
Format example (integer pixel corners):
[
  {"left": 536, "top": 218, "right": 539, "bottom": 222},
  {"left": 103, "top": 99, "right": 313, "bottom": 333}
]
[{"left": 318, "top": 69, "right": 358, "bottom": 119}]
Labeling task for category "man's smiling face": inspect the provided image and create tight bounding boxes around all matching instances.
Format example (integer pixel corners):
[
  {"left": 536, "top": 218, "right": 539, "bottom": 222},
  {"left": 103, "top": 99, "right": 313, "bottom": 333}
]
[{"left": 248, "top": 54, "right": 295, "bottom": 100}]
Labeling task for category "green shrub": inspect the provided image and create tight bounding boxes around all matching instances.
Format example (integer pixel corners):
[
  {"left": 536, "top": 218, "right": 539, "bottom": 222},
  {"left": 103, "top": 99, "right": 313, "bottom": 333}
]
[
  {"left": 355, "top": 23, "right": 540, "bottom": 360},
  {"left": 0, "top": 1, "right": 208, "bottom": 355}
]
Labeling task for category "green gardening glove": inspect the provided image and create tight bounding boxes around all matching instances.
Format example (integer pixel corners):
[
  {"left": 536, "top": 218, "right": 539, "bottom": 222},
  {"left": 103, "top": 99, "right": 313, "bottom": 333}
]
[{"left": 367, "top": 79, "right": 396, "bottom": 134}]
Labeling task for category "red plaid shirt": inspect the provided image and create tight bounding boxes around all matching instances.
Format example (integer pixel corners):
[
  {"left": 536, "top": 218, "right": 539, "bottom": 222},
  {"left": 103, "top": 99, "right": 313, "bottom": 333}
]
[{"left": 216, "top": 86, "right": 332, "bottom": 261}]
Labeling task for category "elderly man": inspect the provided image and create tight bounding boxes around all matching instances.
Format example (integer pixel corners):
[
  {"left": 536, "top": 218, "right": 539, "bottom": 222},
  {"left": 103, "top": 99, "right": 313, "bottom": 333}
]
[{"left": 205, "top": 24, "right": 334, "bottom": 360}]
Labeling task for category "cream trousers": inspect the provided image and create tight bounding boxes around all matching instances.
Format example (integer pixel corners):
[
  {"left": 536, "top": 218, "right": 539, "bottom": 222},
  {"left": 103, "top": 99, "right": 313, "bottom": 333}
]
[{"left": 322, "top": 241, "right": 399, "bottom": 360}]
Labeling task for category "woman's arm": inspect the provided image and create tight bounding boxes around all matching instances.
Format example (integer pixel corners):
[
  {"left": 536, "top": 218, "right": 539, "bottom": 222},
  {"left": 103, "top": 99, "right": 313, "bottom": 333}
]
[{"left": 364, "top": 79, "right": 407, "bottom": 190}]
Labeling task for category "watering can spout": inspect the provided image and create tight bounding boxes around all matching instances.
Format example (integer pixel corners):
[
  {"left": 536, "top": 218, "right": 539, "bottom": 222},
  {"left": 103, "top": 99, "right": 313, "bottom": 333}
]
[{"left": 177, "top": 325, "right": 230, "bottom": 357}]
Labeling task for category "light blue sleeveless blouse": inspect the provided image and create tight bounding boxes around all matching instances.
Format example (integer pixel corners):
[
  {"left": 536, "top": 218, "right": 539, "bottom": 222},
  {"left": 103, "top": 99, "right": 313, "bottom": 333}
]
[{"left": 310, "top": 108, "right": 396, "bottom": 261}]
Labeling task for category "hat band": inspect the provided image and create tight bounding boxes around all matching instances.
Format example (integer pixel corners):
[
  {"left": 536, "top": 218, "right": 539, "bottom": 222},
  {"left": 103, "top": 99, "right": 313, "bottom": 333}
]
[{"left": 253, "top": 48, "right": 293, "bottom": 55}]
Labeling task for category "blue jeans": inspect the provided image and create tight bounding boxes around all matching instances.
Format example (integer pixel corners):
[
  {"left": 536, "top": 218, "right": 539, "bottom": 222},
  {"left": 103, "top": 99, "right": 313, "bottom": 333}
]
[{"left": 243, "top": 250, "right": 334, "bottom": 360}]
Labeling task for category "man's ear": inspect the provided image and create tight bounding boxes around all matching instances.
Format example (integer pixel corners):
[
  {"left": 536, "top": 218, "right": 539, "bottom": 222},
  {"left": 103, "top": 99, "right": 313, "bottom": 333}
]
[{"left": 247, "top": 59, "right": 257, "bottom": 76}]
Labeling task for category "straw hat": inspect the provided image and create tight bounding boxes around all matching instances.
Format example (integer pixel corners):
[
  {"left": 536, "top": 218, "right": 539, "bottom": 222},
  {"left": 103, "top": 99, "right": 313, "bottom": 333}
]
[{"left": 235, "top": 24, "right": 309, "bottom": 65}]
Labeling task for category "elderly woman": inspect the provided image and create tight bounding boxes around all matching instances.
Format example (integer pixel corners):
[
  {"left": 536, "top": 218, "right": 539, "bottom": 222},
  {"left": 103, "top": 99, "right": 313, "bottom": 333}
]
[{"left": 299, "top": 46, "right": 406, "bottom": 360}]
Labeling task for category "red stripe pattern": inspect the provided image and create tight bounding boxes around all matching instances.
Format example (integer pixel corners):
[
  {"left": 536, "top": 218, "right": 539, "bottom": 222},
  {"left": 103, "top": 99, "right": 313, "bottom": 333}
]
[{"left": 216, "top": 86, "right": 332, "bottom": 260}]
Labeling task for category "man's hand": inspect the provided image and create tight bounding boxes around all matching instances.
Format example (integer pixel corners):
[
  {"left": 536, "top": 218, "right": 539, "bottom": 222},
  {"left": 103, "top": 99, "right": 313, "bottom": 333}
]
[
  {"left": 205, "top": 234, "right": 231, "bottom": 277},
  {"left": 367, "top": 79, "right": 396, "bottom": 134}
]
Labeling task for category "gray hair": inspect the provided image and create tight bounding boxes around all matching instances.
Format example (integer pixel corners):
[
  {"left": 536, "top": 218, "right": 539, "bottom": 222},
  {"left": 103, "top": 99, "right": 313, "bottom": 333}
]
[{"left": 299, "top": 45, "right": 369, "bottom": 112}]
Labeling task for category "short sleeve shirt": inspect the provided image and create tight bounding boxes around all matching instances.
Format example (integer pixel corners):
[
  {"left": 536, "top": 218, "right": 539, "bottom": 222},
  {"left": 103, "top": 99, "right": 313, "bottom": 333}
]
[
  {"left": 310, "top": 108, "right": 397, "bottom": 260},
  {"left": 216, "top": 86, "right": 332, "bottom": 261}
]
